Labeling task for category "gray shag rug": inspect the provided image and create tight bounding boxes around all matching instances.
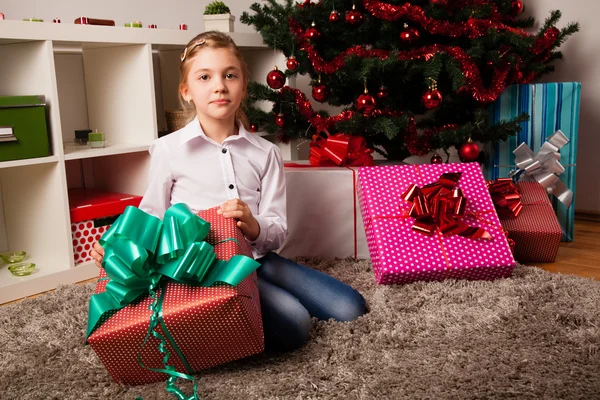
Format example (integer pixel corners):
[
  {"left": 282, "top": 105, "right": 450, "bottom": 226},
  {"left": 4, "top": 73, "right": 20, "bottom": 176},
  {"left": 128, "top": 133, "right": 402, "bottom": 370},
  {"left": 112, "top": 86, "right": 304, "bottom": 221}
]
[{"left": 1, "top": 259, "right": 600, "bottom": 400}]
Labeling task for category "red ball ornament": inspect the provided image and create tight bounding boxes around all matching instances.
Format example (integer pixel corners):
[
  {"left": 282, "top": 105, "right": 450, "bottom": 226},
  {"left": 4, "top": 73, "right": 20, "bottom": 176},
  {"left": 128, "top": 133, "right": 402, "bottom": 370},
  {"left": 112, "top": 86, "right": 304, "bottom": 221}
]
[
  {"left": 511, "top": 0, "right": 524, "bottom": 16},
  {"left": 356, "top": 92, "right": 376, "bottom": 116},
  {"left": 458, "top": 140, "right": 480, "bottom": 162},
  {"left": 266, "top": 66, "right": 285, "bottom": 89},
  {"left": 422, "top": 89, "right": 443, "bottom": 109},
  {"left": 249, "top": 123, "right": 258, "bottom": 133},
  {"left": 400, "top": 26, "right": 420, "bottom": 44},
  {"left": 312, "top": 83, "right": 330, "bottom": 102},
  {"left": 329, "top": 10, "right": 340, "bottom": 22},
  {"left": 345, "top": 5, "right": 363, "bottom": 26},
  {"left": 286, "top": 56, "right": 299, "bottom": 71},
  {"left": 275, "top": 113, "right": 285, "bottom": 127},
  {"left": 305, "top": 23, "right": 320, "bottom": 40},
  {"left": 377, "top": 86, "right": 389, "bottom": 100},
  {"left": 431, "top": 153, "right": 443, "bottom": 164}
]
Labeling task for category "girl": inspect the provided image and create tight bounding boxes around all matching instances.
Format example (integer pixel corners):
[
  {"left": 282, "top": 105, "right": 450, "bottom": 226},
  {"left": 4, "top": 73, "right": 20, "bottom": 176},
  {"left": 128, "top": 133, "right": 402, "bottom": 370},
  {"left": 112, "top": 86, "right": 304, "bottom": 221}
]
[{"left": 91, "top": 31, "right": 366, "bottom": 351}]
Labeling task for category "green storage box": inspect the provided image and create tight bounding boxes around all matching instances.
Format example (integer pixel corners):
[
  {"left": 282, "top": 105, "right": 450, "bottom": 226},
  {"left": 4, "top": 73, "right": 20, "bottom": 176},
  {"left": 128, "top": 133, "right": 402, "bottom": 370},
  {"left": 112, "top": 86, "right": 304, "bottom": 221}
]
[{"left": 0, "top": 95, "right": 50, "bottom": 162}]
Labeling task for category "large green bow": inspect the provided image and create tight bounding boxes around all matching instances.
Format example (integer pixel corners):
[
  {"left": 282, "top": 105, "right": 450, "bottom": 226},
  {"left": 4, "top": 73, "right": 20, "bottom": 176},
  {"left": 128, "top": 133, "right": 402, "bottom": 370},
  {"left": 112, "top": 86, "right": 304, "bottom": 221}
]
[{"left": 87, "top": 203, "right": 260, "bottom": 338}]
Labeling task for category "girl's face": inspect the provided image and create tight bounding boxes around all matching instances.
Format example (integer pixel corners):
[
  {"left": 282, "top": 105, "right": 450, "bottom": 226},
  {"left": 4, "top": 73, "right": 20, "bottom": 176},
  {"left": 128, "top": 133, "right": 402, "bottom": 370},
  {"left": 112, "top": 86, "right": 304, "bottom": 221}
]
[{"left": 180, "top": 47, "right": 245, "bottom": 126}]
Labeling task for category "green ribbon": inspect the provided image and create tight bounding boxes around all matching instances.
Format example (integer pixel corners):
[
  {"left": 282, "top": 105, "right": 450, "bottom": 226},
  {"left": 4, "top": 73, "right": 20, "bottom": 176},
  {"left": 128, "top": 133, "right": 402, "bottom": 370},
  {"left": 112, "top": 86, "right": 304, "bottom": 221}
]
[{"left": 86, "top": 204, "right": 260, "bottom": 399}]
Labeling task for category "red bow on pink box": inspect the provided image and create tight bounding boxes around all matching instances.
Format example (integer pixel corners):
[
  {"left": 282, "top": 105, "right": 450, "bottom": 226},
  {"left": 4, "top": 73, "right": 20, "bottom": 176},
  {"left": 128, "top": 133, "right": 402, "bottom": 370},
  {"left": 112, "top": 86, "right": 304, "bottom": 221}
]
[
  {"left": 401, "top": 172, "right": 492, "bottom": 240},
  {"left": 309, "top": 130, "right": 374, "bottom": 167}
]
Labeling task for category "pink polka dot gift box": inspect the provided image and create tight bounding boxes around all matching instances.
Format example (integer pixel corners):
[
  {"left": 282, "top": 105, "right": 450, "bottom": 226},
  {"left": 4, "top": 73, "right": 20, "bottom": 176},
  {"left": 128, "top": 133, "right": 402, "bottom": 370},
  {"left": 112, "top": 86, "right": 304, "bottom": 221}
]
[
  {"left": 87, "top": 207, "right": 264, "bottom": 385},
  {"left": 357, "top": 162, "right": 516, "bottom": 285},
  {"left": 69, "top": 188, "right": 142, "bottom": 265}
]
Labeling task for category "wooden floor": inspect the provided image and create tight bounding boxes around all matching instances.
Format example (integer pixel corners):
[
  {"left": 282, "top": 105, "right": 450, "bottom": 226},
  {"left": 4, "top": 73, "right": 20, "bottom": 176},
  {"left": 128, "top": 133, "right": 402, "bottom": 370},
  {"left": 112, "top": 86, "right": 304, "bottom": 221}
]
[
  {"left": 536, "top": 219, "right": 600, "bottom": 280},
  {"left": 2, "top": 219, "right": 599, "bottom": 306}
]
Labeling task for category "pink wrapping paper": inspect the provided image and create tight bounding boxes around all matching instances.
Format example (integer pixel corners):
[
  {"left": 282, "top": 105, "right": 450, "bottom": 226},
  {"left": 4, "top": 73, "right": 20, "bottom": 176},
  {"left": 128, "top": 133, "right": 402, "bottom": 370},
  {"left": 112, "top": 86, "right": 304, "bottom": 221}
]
[{"left": 358, "top": 163, "right": 515, "bottom": 285}]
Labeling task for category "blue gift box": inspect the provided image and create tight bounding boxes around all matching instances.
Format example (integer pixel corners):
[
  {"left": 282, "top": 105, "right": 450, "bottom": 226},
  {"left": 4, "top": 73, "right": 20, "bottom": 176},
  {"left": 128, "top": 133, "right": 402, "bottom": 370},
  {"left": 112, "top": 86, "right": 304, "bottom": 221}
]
[{"left": 485, "top": 83, "right": 581, "bottom": 241}]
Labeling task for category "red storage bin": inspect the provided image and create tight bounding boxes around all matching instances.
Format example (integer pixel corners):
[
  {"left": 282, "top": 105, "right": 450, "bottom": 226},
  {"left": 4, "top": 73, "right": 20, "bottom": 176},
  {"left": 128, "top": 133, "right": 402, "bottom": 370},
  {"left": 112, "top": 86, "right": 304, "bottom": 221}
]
[{"left": 69, "top": 188, "right": 143, "bottom": 264}]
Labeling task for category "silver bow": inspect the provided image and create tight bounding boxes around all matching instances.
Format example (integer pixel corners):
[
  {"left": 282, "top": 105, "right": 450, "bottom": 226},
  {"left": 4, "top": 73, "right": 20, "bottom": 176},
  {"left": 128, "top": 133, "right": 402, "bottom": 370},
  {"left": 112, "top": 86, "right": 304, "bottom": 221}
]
[{"left": 511, "top": 130, "right": 573, "bottom": 208}]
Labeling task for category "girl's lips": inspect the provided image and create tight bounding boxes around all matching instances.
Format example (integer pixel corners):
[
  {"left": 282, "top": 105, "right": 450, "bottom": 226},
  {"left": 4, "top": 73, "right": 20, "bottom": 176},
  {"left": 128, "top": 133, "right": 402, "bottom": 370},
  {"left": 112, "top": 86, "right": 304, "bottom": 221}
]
[{"left": 212, "top": 99, "right": 230, "bottom": 105}]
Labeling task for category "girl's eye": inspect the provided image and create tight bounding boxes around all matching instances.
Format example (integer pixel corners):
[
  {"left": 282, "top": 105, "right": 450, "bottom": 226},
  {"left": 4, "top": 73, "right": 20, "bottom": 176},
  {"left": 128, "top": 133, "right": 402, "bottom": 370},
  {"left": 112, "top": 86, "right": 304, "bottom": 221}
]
[
  {"left": 226, "top": 73, "right": 237, "bottom": 79},
  {"left": 199, "top": 75, "right": 209, "bottom": 81}
]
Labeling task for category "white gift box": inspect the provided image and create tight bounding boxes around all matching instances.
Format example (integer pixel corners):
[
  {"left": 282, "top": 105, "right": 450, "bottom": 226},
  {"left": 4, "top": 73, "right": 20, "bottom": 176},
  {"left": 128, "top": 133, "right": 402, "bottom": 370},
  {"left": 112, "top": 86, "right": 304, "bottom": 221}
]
[{"left": 277, "top": 163, "right": 369, "bottom": 259}]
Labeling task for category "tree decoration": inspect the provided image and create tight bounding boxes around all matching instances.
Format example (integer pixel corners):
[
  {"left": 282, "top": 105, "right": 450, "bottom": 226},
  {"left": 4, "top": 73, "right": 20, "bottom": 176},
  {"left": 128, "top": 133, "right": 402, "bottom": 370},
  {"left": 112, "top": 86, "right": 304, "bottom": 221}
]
[
  {"left": 356, "top": 81, "right": 377, "bottom": 116},
  {"left": 266, "top": 66, "right": 286, "bottom": 89},
  {"left": 422, "top": 79, "right": 442, "bottom": 109},
  {"left": 345, "top": 4, "right": 364, "bottom": 26},
  {"left": 312, "top": 77, "right": 330, "bottom": 103},
  {"left": 286, "top": 56, "right": 299, "bottom": 71},
  {"left": 329, "top": 10, "right": 340, "bottom": 23},
  {"left": 458, "top": 138, "right": 480, "bottom": 162},
  {"left": 275, "top": 113, "right": 285, "bottom": 127},
  {"left": 430, "top": 153, "right": 443, "bottom": 164},
  {"left": 305, "top": 21, "right": 320, "bottom": 40},
  {"left": 400, "top": 23, "right": 419, "bottom": 44},
  {"left": 249, "top": 123, "right": 258, "bottom": 133},
  {"left": 377, "top": 86, "right": 389, "bottom": 100}
]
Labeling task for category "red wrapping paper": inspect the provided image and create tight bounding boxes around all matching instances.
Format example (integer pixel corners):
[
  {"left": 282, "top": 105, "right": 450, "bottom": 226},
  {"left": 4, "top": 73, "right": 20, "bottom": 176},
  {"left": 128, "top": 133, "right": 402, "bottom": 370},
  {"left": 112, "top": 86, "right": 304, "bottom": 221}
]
[
  {"left": 499, "top": 181, "right": 562, "bottom": 263},
  {"left": 87, "top": 207, "right": 264, "bottom": 385}
]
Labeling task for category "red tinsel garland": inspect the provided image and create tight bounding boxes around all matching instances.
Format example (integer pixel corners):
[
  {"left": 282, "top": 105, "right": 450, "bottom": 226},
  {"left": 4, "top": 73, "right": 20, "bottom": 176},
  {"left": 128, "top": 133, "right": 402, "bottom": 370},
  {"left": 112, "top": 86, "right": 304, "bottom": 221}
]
[
  {"left": 361, "top": 0, "right": 527, "bottom": 40},
  {"left": 281, "top": 86, "right": 462, "bottom": 156},
  {"left": 289, "top": 18, "right": 559, "bottom": 103}
]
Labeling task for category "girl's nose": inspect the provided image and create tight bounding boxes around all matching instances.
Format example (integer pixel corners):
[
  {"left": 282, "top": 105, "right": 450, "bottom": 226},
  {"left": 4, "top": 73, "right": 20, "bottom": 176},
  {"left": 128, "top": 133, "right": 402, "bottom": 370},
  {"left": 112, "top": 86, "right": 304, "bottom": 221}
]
[{"left": 213, "top": 77, "right": 227, "bottom": 92}]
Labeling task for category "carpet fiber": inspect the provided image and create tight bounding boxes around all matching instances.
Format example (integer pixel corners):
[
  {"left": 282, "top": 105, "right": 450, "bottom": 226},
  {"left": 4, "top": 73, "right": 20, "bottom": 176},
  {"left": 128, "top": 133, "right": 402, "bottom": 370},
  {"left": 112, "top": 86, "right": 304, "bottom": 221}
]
[{"left": 1, "top": 260, "right": 599, "bottom": 399}]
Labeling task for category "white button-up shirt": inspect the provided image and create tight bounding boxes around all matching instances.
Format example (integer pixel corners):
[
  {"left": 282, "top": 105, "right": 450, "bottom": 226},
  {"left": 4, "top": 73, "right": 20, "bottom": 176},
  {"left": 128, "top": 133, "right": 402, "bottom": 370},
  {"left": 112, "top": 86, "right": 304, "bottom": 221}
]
[{"left": 139, "top": 117, "right": 288, "bottom": 259}]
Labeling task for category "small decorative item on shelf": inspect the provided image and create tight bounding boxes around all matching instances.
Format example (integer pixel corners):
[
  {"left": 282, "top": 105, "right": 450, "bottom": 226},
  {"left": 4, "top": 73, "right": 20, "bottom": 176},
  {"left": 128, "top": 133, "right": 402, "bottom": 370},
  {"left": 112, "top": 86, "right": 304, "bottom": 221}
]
[
  {"left": 74, "top": 129, "right": 92, "bottom": 145},
  {"left": 1, "top": 251, "right": 26, "bottom": 263},
  {"left": 124, "top": 21, "right": 142, "bottom": 28},
  {"left": 87, "top": 130, "right": 105, "bottom": 148},
  {"left": 0, "top": 13, "right": 5, "bottom": 20},
  {"left": 148, "top": 24, "right": 157, "bottom": 29},
  {"left": 74, "top": 17, "right": 116, "bottom": 26},
  {"left": 179, "top": 23, "right": 188, "bottom": 30},
  {"left": 203, "top": 1, "right": 235, "bottom": 32},
  {"left": 8, "top": 263, "right": 36, "bottom": 277},
  {"left": 23, "top": 18, "right": 43, "bottom": 22},
  {"left": 53, "top": 17, "right": 61, "bottom": 23}
]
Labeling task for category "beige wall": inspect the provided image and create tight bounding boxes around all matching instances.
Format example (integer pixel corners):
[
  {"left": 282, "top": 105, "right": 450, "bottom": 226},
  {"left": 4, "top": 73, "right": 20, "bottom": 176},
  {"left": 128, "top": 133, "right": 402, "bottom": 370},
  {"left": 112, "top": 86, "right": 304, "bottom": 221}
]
[{"left": 1, "top": 0, "right": 596, "bottom": 213}]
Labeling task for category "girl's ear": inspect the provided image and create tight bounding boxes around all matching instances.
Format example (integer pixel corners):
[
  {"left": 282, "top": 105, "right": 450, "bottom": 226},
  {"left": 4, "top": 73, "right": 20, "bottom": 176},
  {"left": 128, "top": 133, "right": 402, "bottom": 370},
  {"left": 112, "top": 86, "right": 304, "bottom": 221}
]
[{"left": 179, "top": 84, "right": 189, "bottom": 102}]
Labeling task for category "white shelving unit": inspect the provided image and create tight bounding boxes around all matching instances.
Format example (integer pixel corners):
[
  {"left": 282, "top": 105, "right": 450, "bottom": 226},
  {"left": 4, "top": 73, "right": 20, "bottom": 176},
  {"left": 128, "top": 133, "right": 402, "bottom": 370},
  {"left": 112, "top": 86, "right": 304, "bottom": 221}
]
[{"left": 0, "top": 20, "right": 279, "bottom": 304}]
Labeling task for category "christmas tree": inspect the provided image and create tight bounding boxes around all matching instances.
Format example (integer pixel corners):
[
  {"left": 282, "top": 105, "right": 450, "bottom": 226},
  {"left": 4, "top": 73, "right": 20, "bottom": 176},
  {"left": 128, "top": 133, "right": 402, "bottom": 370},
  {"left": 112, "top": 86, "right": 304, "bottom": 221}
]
[{"left": 240, "top": 0, "right": 578, "bottom": 162}]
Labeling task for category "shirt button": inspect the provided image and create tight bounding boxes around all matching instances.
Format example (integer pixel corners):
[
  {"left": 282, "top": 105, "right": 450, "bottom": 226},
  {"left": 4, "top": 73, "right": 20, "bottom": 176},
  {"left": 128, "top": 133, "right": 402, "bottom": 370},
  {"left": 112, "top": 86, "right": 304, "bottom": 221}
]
[
  {"left": 229, "top": 184, "right": 234, "bottom": 189},
  {"left": 222, "top": 148, "right": 227, "bottom": 154}
]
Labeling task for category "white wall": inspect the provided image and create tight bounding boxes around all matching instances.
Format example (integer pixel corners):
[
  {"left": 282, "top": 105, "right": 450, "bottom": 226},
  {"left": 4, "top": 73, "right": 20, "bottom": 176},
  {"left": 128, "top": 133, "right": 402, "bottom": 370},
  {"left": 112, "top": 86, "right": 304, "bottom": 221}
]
[{"left": 1, "top": 0, "right": 597, "bottom": 213}]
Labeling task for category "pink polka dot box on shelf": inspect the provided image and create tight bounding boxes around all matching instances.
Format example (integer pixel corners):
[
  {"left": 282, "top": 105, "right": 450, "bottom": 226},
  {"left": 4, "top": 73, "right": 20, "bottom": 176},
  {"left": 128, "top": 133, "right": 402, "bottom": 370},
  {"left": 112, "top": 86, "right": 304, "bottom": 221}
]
[
  {"left": 357, "top": 162, "right": 516, "bottom": 285},
  {"left": 68, "top": 188, "right": 143, "bottom": 265}
]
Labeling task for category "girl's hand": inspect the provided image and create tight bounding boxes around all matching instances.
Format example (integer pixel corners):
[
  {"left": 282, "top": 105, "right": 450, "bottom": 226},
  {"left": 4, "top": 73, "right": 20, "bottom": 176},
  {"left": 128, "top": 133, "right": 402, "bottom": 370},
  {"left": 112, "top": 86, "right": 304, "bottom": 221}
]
[
  {"left": 90, "top": 242, "right": 105, "bottom": 268},
  {"left": 217, "top": 199, "right": 260, "bottom": 241}
]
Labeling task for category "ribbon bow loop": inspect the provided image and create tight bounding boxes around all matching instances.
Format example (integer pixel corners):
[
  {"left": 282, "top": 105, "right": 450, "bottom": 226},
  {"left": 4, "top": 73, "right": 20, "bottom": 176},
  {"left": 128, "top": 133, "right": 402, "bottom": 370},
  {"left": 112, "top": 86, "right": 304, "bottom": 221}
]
[
  {"left": 401, "top": 172, "right": 492, "bottom": 240},
  {"left": 511, "top": 130, "right": 573, "bottom": 208},
  {"left": 309, "top": 129, "right": 374, "bottom": 167}
]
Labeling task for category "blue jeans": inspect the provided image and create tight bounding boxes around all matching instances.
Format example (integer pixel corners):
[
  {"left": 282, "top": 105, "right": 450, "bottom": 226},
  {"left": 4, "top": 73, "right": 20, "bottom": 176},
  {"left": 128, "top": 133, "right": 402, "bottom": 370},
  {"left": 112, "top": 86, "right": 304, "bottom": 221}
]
[{"left": 256, "top": 252, "right": 367, "bottom": 351}]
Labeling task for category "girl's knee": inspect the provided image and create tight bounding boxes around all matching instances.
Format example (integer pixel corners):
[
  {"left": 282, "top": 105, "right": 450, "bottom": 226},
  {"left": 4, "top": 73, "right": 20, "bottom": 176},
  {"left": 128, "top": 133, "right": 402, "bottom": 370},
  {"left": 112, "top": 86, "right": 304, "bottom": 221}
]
[{"left": 334, "top": 290, "right": 367, "bottom": 322}]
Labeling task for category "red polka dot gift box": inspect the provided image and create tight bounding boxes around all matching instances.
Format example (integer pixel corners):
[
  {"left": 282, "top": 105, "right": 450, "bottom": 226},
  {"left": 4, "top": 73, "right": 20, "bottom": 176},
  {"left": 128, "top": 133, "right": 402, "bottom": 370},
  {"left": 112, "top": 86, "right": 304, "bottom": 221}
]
[
  {"left": 357, "top": 163, "right": 516, "bottom": 285},
  {"left": 69, "top": 188, "right": 142, "bottom": 265},
  {"left": 87, "top": 206, "right": 264, "bottom": 386},
  {"left": 493, "top": 181, "right": 562, "bottom": 263}
]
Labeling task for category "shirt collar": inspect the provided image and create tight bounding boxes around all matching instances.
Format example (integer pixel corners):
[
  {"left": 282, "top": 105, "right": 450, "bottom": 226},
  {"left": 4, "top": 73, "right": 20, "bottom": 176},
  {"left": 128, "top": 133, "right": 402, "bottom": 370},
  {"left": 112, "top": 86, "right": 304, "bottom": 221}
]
[{"left": 179, "top": 116, "right": 263, "bottom": 149}]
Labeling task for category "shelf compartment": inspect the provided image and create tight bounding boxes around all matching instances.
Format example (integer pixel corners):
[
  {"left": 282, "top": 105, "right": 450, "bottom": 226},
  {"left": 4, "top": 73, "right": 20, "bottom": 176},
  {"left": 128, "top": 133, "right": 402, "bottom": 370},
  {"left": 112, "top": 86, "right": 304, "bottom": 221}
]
[{"left": 0, "top": 162, "right": 73, "bottom": 298}]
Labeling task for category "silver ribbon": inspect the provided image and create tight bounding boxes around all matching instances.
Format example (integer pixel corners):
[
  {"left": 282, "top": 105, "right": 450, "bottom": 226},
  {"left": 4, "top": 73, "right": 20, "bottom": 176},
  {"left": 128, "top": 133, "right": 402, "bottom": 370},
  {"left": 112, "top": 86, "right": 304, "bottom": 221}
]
[{"left": 511, "top": 130, "right": 573, "bottom": 208}]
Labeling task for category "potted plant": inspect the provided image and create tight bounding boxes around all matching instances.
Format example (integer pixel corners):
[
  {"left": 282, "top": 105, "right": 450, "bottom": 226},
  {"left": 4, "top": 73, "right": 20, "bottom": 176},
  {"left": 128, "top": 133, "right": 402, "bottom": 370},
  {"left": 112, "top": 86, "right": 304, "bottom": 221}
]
[{"left": 203, "top": 1, "right": 235, "bottom": 32}]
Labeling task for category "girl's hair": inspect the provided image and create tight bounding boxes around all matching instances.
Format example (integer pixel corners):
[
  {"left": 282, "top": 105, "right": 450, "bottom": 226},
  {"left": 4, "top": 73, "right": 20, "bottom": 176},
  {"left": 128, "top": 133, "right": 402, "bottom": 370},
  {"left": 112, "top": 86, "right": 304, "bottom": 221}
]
[{"left": 178, "top": 31, "right": 250, "bottom": 129}]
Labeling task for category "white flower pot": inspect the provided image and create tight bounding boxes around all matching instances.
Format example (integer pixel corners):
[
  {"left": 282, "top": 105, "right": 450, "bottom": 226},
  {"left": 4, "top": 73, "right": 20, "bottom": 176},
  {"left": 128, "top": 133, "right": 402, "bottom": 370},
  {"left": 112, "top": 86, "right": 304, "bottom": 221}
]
[{"left": 203, "top": 14, "right": 235, "bottom": 32}]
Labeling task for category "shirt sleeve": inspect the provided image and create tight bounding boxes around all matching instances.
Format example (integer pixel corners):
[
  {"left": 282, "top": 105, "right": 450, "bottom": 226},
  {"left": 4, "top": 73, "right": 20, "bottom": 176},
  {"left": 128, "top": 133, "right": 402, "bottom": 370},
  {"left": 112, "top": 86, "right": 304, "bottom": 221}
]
[
  {"left": 138, "top": 139, "right": 173, "bottom": 219},
  {"left": 249, "top": 145, "right": 288, "bottom": 255}
]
